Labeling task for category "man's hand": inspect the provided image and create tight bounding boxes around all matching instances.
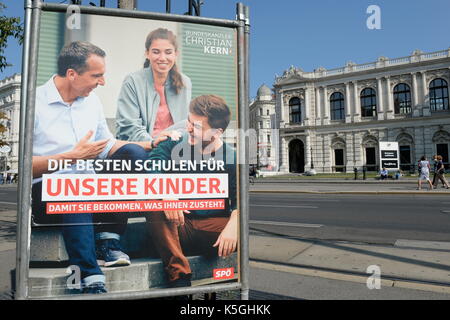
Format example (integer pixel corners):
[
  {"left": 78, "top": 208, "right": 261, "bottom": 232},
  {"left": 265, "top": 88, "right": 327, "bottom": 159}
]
[
  {"left": 213, "top": 210, "right": 238, "bottom": 257},
  {"left": 152, "top": 130, "right": 182, "bottom": 149},
  {"left": 32, "top": 130, "right": 109, "bottom": 178},
  {"left": 163, "top": 209, "right": 191, "bottom": 226},
  {"left": 163, "top": 199, "right": 190, "bottom": 226},
  {"left": 69, "top": 130, "right": 109, "bottom": 160}
]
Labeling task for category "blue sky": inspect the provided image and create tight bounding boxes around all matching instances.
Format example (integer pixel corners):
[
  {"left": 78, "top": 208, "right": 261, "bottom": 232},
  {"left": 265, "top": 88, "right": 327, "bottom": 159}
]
[{"left": 2, "top": 0, "right": 450, "bottom": 98}]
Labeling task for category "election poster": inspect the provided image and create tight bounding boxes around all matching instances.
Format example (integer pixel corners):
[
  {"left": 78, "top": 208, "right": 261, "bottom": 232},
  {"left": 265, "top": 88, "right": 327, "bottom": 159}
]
[{"left": 26, "top": 7, "right": 240, "bottom": 298}]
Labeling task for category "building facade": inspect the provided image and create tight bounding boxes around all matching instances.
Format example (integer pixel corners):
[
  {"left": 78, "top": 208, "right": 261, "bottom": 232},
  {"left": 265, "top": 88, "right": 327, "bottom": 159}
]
[
  {"left": 271, "top": 48, "right": 450, "bottom": 173},
  {"left": 249, "top": 84, "right": 278, "bottom": 171},
  {"left": 0, "top": 74, "right": 21, "bottom": 172}
]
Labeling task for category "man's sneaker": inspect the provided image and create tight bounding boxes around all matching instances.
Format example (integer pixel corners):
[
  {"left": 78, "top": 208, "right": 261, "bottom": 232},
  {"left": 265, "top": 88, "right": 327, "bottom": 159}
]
[
  {"left": 96, "top": 239, "right": 131, "bottom": 267},
  {"left": 69, "top": 282, "right": 107, "bottom": 295},
  {"left": 82, "top": 282, "right": 107, "bottom": 294}
]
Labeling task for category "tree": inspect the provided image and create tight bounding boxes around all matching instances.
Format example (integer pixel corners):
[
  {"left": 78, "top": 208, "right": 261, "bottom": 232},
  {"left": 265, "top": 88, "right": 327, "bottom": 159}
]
[
  {"left": 0, "top": 2, "right": 22, "bottom": 149},
  {"left": 0, "top": 2, "right": 23, "bottom": 72}
]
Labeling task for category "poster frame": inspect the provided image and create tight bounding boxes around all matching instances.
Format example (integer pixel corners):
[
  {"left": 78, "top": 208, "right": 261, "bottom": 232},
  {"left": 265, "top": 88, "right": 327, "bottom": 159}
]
[{"left": 16, "top": 0, "right": 249, "bottom": 300}]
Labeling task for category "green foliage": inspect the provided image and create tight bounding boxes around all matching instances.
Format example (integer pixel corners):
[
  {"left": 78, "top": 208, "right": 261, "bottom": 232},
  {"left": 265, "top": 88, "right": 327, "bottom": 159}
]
[{"left": 0, "top": 2, "right": 24, "bottom": 72}]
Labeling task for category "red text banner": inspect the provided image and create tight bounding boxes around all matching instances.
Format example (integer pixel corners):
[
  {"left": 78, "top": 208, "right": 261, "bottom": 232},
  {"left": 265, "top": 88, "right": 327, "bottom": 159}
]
[
  {"left": 42, "top": 173, "right": 229, "bottom": 201},
  {"left": 46, "top": 199, "right": 225, "bottom": 214}
]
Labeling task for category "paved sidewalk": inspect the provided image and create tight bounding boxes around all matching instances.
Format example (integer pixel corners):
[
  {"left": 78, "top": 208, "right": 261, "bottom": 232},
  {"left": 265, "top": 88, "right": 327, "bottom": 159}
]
[
  {"left": 0, "top": 209, "right": 16, "bottom": 297},
  {"left": 250, "top": 235, "right": 450, "bottom": 295}
]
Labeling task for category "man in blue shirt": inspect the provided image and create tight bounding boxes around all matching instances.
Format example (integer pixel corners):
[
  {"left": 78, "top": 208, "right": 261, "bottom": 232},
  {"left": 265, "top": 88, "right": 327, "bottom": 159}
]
[
  {"left": 379, "top": 167, "right": 389, "bottom": 180},
  {"left": 147, "top": 95, "right": 238, "bottom": 288},
  {"left": 32, "top": 41, "right": 168, "bottom": 294}
]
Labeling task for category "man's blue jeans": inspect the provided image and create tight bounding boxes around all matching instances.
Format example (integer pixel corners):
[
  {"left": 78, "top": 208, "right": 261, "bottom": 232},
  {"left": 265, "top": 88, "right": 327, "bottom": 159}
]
[
  {"left": 31, "top": 144, "right": 148, "bottom": 284},
  {"left": 32, "top": 182, "right": 104, "bottom": 285}
]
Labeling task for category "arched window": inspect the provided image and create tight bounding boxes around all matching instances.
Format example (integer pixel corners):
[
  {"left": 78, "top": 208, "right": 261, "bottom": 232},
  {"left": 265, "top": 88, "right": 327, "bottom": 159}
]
[
  {"left": 360, "top": 88, "right": 377, "bottom": 117},
  {"left": 330, "top": 92, "right": 345, "bottom": 120},
  {"left": 393, "top": 83, "right": 412, "bottom": 114},
  {"left": 429, "top": 78, "right": 449, "bottom": 111},
  {"left": 289, "top": 97, "right": 302, "bottom": 124}
]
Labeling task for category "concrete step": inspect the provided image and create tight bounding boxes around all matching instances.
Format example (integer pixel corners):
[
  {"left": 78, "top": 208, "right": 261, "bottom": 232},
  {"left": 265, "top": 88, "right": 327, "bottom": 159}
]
[
  {"left": 28, "top": 253, "right": 238, "bottom": 298},
  {"left": 31, "top": 218, "right": 152, "bottom": 262}
]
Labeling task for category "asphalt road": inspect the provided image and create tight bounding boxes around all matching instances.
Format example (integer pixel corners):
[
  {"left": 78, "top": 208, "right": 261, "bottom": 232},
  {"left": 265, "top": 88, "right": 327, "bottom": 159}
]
[
  {"left": 250, "top": 193, "right": 450, "bottom": 244},
  {"left": 1, "top": 186, "right": 450, "bottom": 300},
  {"left": 2, "top": 186, "right": 450, "bottom": 244},
  {"left": 0, "top": 186, "right": 18, "bottom": 210}
]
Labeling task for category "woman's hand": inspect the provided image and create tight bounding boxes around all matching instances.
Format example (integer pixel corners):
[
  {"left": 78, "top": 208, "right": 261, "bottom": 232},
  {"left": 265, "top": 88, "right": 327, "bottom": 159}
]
[{"left": 151, "top": 130, "right": 182, "bottom": 149}]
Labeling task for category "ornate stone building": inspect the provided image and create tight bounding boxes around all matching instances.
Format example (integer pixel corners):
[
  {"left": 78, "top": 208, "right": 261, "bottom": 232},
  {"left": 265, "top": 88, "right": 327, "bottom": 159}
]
[
  {"left": 0, "top": 74, "right": 21, "bottom": 171},
  {"left": 249, "top": 84, "right": 278, "bottom": 171},
  {"left": 272, "top": 48, "right": 450, "bottom": 173}
]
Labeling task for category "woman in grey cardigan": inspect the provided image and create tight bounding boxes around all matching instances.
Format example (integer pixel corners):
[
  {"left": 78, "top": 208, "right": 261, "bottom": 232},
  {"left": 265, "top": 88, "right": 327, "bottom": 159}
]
[{"left": 115, "top": 28, "right": 192, "bottom": 144}]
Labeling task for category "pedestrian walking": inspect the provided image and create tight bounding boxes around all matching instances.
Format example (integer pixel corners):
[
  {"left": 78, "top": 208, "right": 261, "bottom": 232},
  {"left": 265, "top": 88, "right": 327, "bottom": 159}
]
[
  {"left": 417, "top": 156, "right": 433, "bottom": 190},
  {"left": 431, "top": 155, "right": 445, "bottom": 188},
  {"left": 433, "top": 155, "right": 449, "bottom": 189}
]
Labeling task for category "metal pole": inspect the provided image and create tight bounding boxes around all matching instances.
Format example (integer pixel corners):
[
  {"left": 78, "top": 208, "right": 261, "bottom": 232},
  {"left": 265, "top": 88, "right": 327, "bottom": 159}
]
[
  {"left": 237, "top": 2, "right": 250, "bottom": 301},
  {"left": 41, "top": 3, "right": 240, "bottom": 28},
  {"left": 166, "top": 0, "right": 171, "bottom": 13},
  {"left": 16, "top": 0, "right": 41, "bottom": 300},
  {"left": 41, "top": 282, "right": 241, "bottom": 300},
  {"left": 188, "top": 0, "right": 193, "bottom": 15}
]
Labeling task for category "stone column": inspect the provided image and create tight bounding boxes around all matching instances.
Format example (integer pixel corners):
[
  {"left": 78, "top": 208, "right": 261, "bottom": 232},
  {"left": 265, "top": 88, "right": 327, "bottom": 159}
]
[
  {"left": 323, "top": 87, "right": 330, "bottom": 125},
  {"left": 414, "top": 127, "right": 425, "bottom": 162},
  {"left": 345, "top": 132, "right": 354, "bottom": 172},
  {"left": 315, "top": 87, "right": 322, "bottom": 126},
  {"left": 421, "top": 72, "right": 431, "bottom": 116},
  {"left": 280, "top": 92, "right": 287, "bottom": 124},
  {"left": 385, "top": 77, "right": 394, "bottom": 119},
  {"left": 424, "top": 127, "right": 433, "bottom": 157},
  {"left": 304, "top": 88, "right": 310, "bottom": 125},
  {"left": 352, "top": 81, "right": 361, "bottom": 122},
  {"left": 323, "top": 134, "right": 331, "bottom": 172},
  {"left": 376, "top": 77, "right": 384, "bottom": 120},
  {"left": 305, "top": 133, "right": 311, "bottom": 170},
  {"left": 279, "top": 136, "right": 289, "bottom": 172},
  {"left": 354, "top": 133, "right": 363, "bottom": 169},
  {"left": 411, "top": 72, "right": 420, "bottom": 117},
  {"left": 345, "top": 82, "right": 352, "bottom": 123}
]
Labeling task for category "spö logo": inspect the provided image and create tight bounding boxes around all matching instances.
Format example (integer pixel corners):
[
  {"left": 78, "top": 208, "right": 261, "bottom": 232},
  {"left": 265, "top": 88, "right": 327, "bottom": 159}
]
[{"left": 213, "top": 267, "right": 234, "bottom": 280}]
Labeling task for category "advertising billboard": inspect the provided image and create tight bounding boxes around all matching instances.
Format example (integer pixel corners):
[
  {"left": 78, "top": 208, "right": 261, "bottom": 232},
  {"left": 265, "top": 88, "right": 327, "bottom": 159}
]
[{"left": 17, "top": 1, "right": 248, "bottom": 299}]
